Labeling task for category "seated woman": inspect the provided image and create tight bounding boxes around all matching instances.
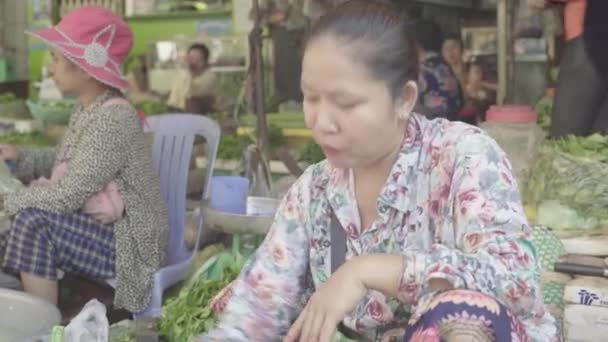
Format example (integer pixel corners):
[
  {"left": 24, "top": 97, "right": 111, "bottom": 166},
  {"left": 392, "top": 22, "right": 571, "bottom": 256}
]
[
  {"left": 415, "top": 20, "right": 463, "bottom": 121},
  {"left": 0, "top": 5, "right": 168, "bottom": 313},
  {"left": 201, "top": 1, "right": 558, "bottom": 341}
]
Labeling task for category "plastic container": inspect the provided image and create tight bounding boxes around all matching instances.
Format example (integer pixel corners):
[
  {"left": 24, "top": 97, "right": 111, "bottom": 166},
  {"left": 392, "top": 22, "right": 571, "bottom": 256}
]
[
  {"left": 480, "top": 105, "right": 544, "bottom": 186},
  {"left": 0, "top": 288, "right": 61, "bottom": 341},
  {"left": 208, "top": 176, "right": 249, "bottom": 214},
  {"left": 246, "top": 196, "right": 280, "bottom": 217}
]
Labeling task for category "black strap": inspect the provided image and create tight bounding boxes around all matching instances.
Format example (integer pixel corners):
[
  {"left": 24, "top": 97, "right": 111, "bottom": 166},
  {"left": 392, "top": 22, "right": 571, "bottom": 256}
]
[
  {"left": 330, "top": 209, "right": 347, "bottom": 274},
  {"left": 329, "top": 210, "right": 373, "bottom": 342}
]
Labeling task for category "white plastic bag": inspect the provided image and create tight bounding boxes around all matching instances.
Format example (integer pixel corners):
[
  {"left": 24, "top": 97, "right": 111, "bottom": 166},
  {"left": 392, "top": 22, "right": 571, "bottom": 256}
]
[{"left": 63, "top": 299, "right": 109, "bottom": 342}]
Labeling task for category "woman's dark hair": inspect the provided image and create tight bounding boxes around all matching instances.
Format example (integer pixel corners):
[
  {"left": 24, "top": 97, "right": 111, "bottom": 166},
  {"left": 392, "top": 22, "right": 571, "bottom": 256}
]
[
  {"left": 188, "top": 43, "right": 210, "bottom": 62},
  {"left": 415, "top": 19, "right": 443, "bottom": 53},
  {"left": 304, "top": 0, "right": 418, "bottom": 98},
  {"left": 443, "top": 33, "right": 463, "bottom": 47}
]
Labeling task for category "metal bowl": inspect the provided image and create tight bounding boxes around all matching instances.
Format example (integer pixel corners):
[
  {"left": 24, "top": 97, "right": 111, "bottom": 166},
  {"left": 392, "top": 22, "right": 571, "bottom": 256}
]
[
  {"left": 202, "top": 205, "right": 275, "bottom": 235},
  {"left": 0, "top": 288, "right": 61, "bottom": 341}
]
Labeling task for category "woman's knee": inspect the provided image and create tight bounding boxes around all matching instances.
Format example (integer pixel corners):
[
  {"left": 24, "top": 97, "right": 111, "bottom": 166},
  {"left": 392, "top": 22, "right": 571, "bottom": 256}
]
[{"left": 12, "top": 208, "right": 48, "bottom": 232}]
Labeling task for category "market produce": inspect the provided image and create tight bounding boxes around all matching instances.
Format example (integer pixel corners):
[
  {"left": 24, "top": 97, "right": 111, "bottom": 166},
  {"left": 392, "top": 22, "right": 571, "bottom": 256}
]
[
  {"left": 240, "top": 112, "right": 306, "bottom": 129},
  {"left": 159, "top": 257, "right": 244, "bottom": 341},
  {"left": 526, "top": 134, "right": 608, "bottom": 231},
  {"left": 44, "top": 99, "right": 73, "bottom": 111},
  {"left": 135, "top": 100, "right": 169, "bottom": 116},
  {"left": 0, "top": 132, "right": 52, "bottom": 147},
  {"left": 0, "top": 93, "right": 17, "bottom": 103},
  {"left": 299, "top": 139, "right": 325, "bottom": 164}
]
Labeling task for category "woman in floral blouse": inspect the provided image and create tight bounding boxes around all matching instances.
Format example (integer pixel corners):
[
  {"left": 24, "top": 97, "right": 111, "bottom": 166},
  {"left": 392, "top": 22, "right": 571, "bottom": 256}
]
[{"left": 202, "top": 1, "right": 558, "bottom": 341}]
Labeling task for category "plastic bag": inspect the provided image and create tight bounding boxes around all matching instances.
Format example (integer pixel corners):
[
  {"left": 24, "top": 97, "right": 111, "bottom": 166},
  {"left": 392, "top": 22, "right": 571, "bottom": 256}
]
[{"left": 63, "top": 299, "right": 109, "bottom": 342}]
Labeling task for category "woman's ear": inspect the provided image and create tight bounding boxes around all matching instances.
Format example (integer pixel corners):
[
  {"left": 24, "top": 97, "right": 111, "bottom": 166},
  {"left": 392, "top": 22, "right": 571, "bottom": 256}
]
[{"left": 397, "top": 81, "right": 418, "bottom": 121}]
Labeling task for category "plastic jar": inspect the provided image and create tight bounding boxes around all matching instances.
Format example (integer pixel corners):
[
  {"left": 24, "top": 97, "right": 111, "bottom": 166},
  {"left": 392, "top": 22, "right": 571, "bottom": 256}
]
[{"left": 480, "top": 105, "right": 544, "bottom": 186}]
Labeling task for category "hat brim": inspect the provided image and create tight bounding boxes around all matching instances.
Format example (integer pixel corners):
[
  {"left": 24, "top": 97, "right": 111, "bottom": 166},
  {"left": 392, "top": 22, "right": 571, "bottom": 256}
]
[{"left": 26, "top": 27, "right": 130, "bottom": 90}]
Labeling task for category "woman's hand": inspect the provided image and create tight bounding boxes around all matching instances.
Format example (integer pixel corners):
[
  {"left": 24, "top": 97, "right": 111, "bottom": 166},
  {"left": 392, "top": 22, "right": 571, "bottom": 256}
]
[
  {"left": 0, "top": 144, "right": 19, "bottom": 162},
  {"left": 284, "top": 259, "right": 366, "bottom": 342}
]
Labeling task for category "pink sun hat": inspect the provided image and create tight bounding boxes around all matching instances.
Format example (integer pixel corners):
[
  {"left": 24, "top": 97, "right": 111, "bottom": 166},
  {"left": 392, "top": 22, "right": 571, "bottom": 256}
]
[{"left": 26, "top": 5, "right": 133, "bottom": 90}]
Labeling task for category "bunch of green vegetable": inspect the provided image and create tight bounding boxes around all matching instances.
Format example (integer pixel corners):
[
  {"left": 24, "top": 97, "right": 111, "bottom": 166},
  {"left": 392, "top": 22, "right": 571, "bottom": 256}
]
[
  {"left": 0, "top": 92, "right": 17, "bottom": 104},
  {"left": 135, "top": 100, "right": 170, "bottom": 117},
  {"left": 550, "top": 133, "right": 608, "bottom": 162},
  {"left": 240, "top": 112, "right": 306, "bottom": 129},
  {"left": 298, "top": 139, "right": 325, "bottom": 164},
  {"left": 159, "top": 260, "right": 243, "bottom": 341},
  {"left": 535, "top": 95, "right": 552, "bottom": 135},
  {"left": 0, "top": 132, "right": 52, "bottom": 147},
  {"left": 525, "top": 134, "right": 608, "bottom": 230},
  {"left": 44, "top": 100, "right": 73, "bottom": 110},
  {"left": 217, "top": 133, "right": 252, "bottom": 160}
]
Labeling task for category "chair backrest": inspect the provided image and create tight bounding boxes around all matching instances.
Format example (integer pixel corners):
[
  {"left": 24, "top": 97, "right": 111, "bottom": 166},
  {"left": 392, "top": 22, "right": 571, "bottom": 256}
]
[{"left": 145, "top": 114, "right": 221, "bottom": 265}]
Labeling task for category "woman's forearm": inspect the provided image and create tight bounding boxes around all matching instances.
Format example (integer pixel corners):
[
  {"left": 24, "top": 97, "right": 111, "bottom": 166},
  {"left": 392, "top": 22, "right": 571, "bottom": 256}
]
[
  {"left": 352, "top": 254, "right": 453, "bottom": 300},
  {"left": 352, "top": 254, "right": 404, "bottom": 299}
]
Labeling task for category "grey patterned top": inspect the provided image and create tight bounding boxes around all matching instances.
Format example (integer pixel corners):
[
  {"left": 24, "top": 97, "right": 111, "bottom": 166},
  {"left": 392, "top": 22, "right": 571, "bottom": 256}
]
[{"left": 5, "top": 91, "right": 168, "bottom": 312}]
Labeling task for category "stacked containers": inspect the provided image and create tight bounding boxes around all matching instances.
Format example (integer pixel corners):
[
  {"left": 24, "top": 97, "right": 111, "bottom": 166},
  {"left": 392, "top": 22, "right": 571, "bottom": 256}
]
[{"left": 480, "top": 105, "right": 544, "bottom": 189}]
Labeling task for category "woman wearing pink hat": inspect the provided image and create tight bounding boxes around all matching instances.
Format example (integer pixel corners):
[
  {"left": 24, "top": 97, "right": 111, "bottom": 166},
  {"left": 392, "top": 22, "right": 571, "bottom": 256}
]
[{"left": 0, "top": 5, "right": 168, "bottom": 313}]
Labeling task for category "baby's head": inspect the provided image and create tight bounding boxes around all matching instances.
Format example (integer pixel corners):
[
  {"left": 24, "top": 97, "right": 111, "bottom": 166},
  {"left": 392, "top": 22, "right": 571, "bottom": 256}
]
[
  {"left": 468, "top": 62, "right": 484, "bottom": 84},
  {"left": 28, "top": 5, "right": 133, "bottom": 95}
]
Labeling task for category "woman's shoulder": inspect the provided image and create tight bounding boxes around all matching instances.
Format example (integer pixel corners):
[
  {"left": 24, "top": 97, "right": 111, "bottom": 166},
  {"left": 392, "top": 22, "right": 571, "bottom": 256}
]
[{"left": 416, "top": 115, "right": 499, "bottom": 156}]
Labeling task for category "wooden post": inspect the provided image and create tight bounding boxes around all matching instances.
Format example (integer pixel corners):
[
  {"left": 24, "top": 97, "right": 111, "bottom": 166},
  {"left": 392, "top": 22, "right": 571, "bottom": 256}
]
[
  {"left": 251, "top": 0, "right": 268, "bottom": 155},
  {"left": 497, "top": 0, "right": 507, "bottom": 105}
]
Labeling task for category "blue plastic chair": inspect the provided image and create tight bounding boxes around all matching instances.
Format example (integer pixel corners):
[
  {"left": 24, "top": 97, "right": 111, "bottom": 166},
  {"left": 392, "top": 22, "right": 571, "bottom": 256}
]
[{"left": 130, "top": 113, "right": 220, "bottom": 318}]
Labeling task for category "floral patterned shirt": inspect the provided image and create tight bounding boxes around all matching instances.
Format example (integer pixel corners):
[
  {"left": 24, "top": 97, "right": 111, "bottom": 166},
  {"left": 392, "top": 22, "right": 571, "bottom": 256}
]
[
  {"left": 418, "top": 52, "right": 463, "bottom": 120},
  {"left": 202, "top": 114, "right": 558, "bottom": 341}
]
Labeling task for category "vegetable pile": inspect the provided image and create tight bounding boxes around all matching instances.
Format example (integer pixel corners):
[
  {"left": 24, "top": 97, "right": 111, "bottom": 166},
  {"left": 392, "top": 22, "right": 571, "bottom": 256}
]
[
  {"left": 0, "top": 132, "right": 52, "bottom": 147},
  {"left": 134, "top": 100, "right": 170, "bottom": 117},
  {"left": 0, "top": 92, "right": 17, "bottom": 104},
  {"left": 159, "top": 254, "right": 244, "bottom": 341},
  {"left": 525, "top": 134, "right": 608, "bottom": 231}
]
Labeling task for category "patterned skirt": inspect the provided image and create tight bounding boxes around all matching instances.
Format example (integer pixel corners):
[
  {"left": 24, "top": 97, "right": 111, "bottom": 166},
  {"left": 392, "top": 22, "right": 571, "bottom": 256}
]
[
  {"left": 0, "top": 207, "right": 116, "bottom": 280},
  {"left": 403, "top": 289, "right": 529, "bottom": 342}
]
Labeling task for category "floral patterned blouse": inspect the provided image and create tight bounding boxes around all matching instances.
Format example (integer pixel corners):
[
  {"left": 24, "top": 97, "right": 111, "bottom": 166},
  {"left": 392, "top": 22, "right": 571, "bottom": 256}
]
[
  {"left": 202, "top": 114, "right": 558, "bottom": 341},
  {"left": 418, "top": 52, "right": 463, "bottom": 121}
]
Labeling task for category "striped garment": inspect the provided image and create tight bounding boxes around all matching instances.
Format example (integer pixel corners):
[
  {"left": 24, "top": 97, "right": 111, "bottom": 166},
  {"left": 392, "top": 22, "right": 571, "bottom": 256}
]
[{"left": 0, "top": 208, "right": 115, "bottom": 280}]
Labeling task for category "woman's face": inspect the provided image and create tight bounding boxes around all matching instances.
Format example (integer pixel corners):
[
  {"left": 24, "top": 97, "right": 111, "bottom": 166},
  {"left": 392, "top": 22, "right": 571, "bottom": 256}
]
[
  {"left": 301, "top": 35, "right": 416, "bottom": 170},
  {"left": 49, "top": 48, "right": 89, "bottom": 95},
  {"left": 441, "top": 39, "right": 462, "bottom": 66}
]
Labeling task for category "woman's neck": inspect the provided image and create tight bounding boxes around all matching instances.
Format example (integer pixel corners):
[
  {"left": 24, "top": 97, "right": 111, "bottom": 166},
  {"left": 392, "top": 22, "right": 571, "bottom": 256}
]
[
  {"left": 353, "top": 138, "right": 402, "bottom": 191},
  {"left": 78, "top": 84, "right": 111, "bottom": 107}
]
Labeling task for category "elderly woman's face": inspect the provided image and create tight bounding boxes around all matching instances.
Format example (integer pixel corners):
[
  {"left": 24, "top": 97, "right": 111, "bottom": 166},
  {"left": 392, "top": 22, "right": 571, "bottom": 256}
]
[
  {"left": 49, "top": 48, "right": 90, "bottom": 95},
  {"left": 301, "top": 35, "right": 416, "bottom": 170}
]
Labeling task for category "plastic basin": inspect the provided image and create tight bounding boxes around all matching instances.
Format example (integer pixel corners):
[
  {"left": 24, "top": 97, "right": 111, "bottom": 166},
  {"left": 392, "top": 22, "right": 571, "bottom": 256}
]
[{"left": 0, "top": 288, "right": 61, "bottom": 341}]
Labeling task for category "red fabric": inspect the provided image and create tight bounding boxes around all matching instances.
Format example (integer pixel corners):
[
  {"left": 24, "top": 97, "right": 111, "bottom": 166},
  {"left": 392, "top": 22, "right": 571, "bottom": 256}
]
[{"left": 564, "top": 0, "right": 587, "bottom": 41}]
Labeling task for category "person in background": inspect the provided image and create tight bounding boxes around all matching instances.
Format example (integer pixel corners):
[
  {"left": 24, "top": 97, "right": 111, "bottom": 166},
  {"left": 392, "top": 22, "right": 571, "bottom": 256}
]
[
  {"left": 167, "top": 43, "right": 223, "bottom": 114},
  {"left": 415, "top": 20, "right": 463, "bottom": 121},
  {"left": 530, "top": 0, "right": 607, "bottom": 136},
  {"left": 459, "top": 61, "right": 497, "bottom": 125},
  {"left": 0, "top": 6, "right": 168, "bottom": 313},
  {"left": 200, "top": 1, "right": 558, "bottom": 341},
  {"left": 441, "top": 33, "right": 467, "bottom": 89}
]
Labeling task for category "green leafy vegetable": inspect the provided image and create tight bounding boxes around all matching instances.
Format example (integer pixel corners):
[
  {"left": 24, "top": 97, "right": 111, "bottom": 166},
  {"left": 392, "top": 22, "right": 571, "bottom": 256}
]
[
  {"left": 525, "top": 134, "right": 608, "bottom": 230},
  {"left": 298, "top": 139, "right": 325, "bottom": 164},
  {"left": 135, "top": 100, "right": 170, "bottom": 117},
  {"left": 0, "top": 92, "right": 17, "bottom": 104},
  {"left": 159, "top": 259, "right": 244, "bottom": 341},
  {"left": 0, "top": 132, "right": 52, "bottom": 147}
]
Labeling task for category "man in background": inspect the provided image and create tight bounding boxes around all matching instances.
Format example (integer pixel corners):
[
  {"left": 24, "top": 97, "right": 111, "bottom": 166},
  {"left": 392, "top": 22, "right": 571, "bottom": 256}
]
[
  {"left": 530, "top": 0, "right": 607, "bottom": 136},
  {"left": 167, "top": 43, "right": 223, "bottom": 114}
]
